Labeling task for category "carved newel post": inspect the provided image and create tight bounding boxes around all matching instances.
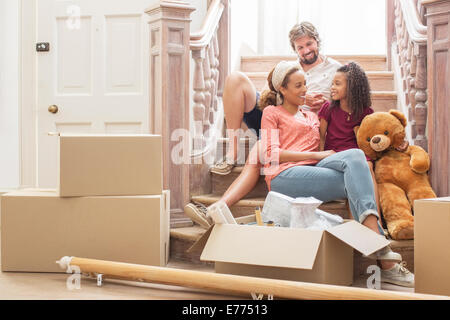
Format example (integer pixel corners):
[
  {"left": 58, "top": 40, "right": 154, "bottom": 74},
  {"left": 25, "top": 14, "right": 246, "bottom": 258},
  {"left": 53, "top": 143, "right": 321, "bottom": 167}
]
[{"left": 146, "top": 1, "right": 195, "bottom": 225}]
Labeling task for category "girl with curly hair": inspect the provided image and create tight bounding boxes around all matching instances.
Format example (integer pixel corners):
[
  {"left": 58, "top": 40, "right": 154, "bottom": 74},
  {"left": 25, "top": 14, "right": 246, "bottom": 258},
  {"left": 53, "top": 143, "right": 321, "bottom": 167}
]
[{"left": 317, "top": 62, "right": 379, "bottom": 210}]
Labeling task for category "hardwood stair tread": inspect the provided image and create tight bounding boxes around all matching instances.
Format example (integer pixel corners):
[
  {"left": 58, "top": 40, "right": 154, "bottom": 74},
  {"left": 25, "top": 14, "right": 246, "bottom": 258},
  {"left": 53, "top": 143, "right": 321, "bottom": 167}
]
[
  {"left": 241, "top": 55, "right": 387, "bottom": 72},
  {"left": 191, "top": 194, "right": 350, "bottom": 218},
  {"left": 245, "top": 70, "right": 394, "bottom": 77},
  {"left": 241, "top": 54, "right": 387, "bottom": 62},
  {"left": 170, "top": 225, "right": 207, "bottom": 242},
  {"left": 192, "top": 194, "right": 265, "bottom": 207},
  {"left": 193, "top": 194, "right": 347, "bottom": 206}
]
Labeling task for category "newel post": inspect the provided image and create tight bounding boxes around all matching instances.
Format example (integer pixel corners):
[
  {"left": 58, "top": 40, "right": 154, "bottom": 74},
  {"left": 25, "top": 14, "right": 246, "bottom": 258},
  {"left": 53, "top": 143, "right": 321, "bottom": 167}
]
[
  {"left": 423, "top": 0, "right": 450, "bottom": 196},
  {"left": 146, "top": 1, "right": 195, "bottom": 225}
]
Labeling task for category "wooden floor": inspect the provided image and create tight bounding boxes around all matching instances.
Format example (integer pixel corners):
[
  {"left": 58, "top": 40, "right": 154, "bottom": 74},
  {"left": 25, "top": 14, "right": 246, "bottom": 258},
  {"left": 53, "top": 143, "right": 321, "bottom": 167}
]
[{"left": 0, "top": 260, "right": 244, "bottom": 300}]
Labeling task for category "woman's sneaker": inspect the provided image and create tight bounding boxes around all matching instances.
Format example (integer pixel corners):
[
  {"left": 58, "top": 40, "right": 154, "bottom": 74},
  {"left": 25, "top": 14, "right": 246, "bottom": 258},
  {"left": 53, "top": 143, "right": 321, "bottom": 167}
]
[
  {"left": 183, "top": 202, "right": 213, "bottom": 229},
  {"left": 365, "top": 246, "right": 402, "bottom": 262},
  {"left": 210, "top": 159, "right": 236, "bottom": 175},
  {"left": 381, "top": 261, "right": 415, "bottom": 288}
]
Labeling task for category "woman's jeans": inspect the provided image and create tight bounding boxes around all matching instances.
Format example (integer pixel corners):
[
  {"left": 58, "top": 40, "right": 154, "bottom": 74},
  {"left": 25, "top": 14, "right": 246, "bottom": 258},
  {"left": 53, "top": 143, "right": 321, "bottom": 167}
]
[{"left": 270, "top": 149, "right": 383, "bottom": 234}]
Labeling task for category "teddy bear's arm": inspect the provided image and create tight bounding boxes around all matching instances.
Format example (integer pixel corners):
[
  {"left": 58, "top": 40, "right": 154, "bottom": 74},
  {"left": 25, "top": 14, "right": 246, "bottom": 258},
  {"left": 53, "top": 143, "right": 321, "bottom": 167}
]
[{"left": 406, "top": 145, "right": 430, "bottom": 173}]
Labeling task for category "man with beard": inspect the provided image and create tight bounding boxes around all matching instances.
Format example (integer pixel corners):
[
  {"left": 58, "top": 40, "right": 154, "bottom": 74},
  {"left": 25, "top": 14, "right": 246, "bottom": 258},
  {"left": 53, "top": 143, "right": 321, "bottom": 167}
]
[{"left": 211, "top": 21, "right": 342, "bottom": 175}]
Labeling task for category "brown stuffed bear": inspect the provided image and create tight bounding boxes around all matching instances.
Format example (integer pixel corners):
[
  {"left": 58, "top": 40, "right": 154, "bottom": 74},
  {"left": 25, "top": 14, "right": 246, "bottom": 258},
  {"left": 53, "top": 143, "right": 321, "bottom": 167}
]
[{"left": 355, "top": 110, "right": 436, "bottom": 240}]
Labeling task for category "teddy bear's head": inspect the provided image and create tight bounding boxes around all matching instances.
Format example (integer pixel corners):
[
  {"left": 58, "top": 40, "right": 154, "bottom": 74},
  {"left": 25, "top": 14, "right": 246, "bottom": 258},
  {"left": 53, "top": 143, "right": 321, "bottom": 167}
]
[{"left": 355, "top": 110, "right": 409, "bottom": 160}]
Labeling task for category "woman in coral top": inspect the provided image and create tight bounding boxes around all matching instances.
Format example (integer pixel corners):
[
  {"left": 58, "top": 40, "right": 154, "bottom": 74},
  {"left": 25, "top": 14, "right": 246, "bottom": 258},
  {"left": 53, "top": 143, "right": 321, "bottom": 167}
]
[
  {"left": 261, "top": 61, "right": 376, "bottom": 227},
  {"left": 259, "top": 61, "right": 415, "bottom": 286}
]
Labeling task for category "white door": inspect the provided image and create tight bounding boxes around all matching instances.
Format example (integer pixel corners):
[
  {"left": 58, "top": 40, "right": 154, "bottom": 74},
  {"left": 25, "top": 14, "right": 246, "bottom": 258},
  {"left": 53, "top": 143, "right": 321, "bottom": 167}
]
[{"left": 36, "top": 0, "right": 152, "bottom": 187}]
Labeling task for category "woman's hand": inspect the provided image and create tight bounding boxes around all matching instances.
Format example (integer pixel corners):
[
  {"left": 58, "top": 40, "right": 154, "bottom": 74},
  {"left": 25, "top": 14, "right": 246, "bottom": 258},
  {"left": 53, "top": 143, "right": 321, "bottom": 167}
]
[{"left": 314, "top": 150, "right": 336, "bottom": 160}]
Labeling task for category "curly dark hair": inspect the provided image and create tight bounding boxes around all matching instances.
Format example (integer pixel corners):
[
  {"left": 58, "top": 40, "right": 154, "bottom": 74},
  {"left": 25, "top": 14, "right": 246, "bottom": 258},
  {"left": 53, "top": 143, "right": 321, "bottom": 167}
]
[
  {"left": 258, "top": 66, "right": 302, "bottom": 111},
  {"left": 330, "top": 62, "right": 371, "bottom": 120}
]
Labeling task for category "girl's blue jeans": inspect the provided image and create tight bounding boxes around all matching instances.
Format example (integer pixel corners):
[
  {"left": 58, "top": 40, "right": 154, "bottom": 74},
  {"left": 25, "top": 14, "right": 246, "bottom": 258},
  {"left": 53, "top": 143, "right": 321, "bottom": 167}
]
[{"left": 270, "top": 148, "right": 384, "bottom": 235}]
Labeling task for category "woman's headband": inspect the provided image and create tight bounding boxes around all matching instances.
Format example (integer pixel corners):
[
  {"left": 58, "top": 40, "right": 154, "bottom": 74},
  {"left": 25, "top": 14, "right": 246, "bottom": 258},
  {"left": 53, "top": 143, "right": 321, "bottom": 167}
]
[{"left": 271, "top": 61, "right": 301, "bottom": 105}]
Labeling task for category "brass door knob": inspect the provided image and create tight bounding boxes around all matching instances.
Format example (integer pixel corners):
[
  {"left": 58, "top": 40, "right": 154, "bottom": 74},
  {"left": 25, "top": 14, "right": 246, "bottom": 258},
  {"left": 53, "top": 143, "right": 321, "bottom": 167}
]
[{"left": 48, "top": 105, "right": 59, "bottom": 114}]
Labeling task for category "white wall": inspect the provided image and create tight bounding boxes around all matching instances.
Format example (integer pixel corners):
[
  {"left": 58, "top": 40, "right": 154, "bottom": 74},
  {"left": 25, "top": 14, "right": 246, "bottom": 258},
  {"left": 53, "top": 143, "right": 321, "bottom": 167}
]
[
  {"left": 233, "top": 0, "right": 387, "bottom": 57},
  {"left": 230, "top": 0, "right": 258, "bottom": 71},
  {"left": 0, "top": 0, "right": 20, "bottom": 189},
  {"left": 190, "top": 0, "right": 208, "bottom": 33}
]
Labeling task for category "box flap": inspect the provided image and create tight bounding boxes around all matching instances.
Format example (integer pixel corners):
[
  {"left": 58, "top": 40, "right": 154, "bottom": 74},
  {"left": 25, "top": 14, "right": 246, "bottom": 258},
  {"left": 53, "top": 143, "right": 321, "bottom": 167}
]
[
  {"left": 187, "top": 215, "right": 257, "bottom": 254},
  {"left": 326, "top": 220, "right": 390, "bottom": 256},
  {"left": 2, "top": 189, "right": 59, "bottom": 197},
  {"left": 59, "top": 133, "right": 161, "bottom": 138},
  {"left": 200, "top": 224, "right": 323, "bottom": 270},
  {"left": 187, "top": 225, "right": 214, "bottom": 254},
  {"left": 416, "top": 197, "right": 450, "bottom": 203}
]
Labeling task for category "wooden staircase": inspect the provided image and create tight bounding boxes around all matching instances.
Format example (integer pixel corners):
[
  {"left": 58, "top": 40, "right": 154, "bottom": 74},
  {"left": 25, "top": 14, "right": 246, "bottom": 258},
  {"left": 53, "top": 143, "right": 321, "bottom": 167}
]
[
  {"left": 242, "top": 55, "right": 397, "bottom": 112},
  {"left": 170, "top": 54, "right": 414, "bottom": 277}
]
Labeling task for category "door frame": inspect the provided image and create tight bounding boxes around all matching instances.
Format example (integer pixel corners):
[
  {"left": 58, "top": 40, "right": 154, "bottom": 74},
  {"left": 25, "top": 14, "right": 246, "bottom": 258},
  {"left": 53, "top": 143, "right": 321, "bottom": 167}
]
[{"left": 19, "top": 0, "right": 37, "bottom": 188}]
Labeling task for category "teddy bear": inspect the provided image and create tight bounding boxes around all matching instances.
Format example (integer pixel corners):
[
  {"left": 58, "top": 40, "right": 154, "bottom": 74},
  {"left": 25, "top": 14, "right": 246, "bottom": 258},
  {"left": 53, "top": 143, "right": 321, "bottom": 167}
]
[{"left": 355, "top": 110, "right": 436, "bottom": 240}]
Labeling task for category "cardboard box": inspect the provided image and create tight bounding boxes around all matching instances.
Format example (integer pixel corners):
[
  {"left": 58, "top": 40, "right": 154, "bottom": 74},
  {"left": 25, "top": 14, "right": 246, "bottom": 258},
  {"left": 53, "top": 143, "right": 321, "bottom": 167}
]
[
  {"left": 190, "top": 220, "right": 389, "bottom": 286},
  {"left": 57, "top": 134, "right": 162, "bottom": 197},
  {"left": 1, "top": 189, "right": 170, "bottom": 272},
  {"left": 414, "top": 197, "right": 450, "bottom": 296}
]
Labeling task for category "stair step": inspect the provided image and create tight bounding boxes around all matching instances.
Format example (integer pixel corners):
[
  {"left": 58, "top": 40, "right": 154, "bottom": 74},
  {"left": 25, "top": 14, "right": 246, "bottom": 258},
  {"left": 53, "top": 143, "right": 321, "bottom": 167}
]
[
  {"left": 211, "top": 166, "right": 268, "bottom": 198},
  {"left": 192, "top": 194, "right": 350, "bottom": 219},
  {"left": 192, "top": 194, "right": 266, "bottom": 217},
  {"left": 247, "top": 70, "right": 394, "bottom": 92},
  {"left": 371, "top": 91, "right": 398, "bottom": 112},
  {"left": 241, "top": 55, "right": 387, "bottom": 73},
  {"left": 169, "top": 225, "right": 415, "bottom": 273}
]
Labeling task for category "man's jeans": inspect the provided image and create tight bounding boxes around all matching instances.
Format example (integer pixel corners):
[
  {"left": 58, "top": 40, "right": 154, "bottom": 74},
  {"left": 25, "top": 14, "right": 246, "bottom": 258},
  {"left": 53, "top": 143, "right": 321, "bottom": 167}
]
[{"left": 271, "top": 149, "right": 383, "bottom": 234}]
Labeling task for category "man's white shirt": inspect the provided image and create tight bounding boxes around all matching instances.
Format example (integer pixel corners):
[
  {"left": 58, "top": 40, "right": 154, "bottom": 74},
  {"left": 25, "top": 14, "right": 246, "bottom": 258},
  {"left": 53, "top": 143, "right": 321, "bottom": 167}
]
[{"left": 299, "top": 55, "right": 342, "bottom": 100}]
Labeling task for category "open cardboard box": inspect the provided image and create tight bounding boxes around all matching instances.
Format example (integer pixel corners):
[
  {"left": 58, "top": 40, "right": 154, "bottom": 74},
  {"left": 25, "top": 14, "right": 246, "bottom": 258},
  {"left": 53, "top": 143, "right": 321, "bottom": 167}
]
[
  {"left": 1, "top": 189, "right": 170, "bottom": 272},
  {"left": 57, "top": 134, "right": 162, "bottom": 197},
  {"left": 190, "top": 217, "right": 390, "bottom": 286},
  {"left": 414, "top": 197, "right": 450, "bottom": 296}
]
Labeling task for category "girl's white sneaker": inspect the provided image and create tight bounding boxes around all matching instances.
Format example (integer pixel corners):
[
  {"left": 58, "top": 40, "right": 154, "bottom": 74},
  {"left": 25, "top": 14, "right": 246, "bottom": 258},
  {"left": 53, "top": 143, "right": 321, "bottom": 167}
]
[{"left": 381, "top": 261, "right": 415, "bottom": 288}]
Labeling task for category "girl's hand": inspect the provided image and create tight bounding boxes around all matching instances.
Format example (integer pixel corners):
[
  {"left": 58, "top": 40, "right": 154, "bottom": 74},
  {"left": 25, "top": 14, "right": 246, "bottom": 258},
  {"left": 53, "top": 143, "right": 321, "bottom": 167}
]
[{"left": 315, "top": 150, "right": 336, "bottom": 160}]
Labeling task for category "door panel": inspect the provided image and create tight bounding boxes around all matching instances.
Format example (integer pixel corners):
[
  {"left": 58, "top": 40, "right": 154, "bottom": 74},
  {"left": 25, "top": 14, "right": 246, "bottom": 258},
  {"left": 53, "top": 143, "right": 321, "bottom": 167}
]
[{"left": 37, "top": 0, "right": 151, "bottom": 187}]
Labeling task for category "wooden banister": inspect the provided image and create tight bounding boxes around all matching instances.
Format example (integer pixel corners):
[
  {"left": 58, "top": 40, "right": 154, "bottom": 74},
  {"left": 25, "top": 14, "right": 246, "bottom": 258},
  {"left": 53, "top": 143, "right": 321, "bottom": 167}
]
[
  {"left": 146, "top": 0, "right": 231, "bottom": 226},
  {"left": 390, "top": 0, "right": 450, "bottom": 196},
  {"left": 391, "top": 0, "right": 428, "bottom": 151},
  {"left": 400, "top": 0, "right": 427, "bottom": 43},
  {"left": 189, "top": 0, "right": 230, "bottom": 200},
  {"left": 190, "top": 0, "right": 223, "bottom": 42}
]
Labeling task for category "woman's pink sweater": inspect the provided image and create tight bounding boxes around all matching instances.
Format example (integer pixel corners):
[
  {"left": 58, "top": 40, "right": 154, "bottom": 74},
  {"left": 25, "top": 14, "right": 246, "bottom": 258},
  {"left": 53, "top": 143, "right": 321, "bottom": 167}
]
[{"left": 260, "top": 105, "right": 321, "bottom": 190}]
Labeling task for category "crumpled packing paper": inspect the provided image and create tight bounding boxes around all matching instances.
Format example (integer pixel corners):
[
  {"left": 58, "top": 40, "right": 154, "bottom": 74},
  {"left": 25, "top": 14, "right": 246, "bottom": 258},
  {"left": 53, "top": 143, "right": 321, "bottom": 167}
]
[{"left": 261, "top": 191, "right": 344, "bottom": 230}]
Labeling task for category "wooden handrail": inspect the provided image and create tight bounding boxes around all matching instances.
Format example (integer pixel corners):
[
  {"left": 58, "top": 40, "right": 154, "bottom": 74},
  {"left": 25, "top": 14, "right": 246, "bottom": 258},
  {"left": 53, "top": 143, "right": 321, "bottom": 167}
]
[
  {"left": 400, "top": 0, "right": 427, "bottom": 43},
  {"left": 190, "top": 0, "right": 224, "bottom": 48}
]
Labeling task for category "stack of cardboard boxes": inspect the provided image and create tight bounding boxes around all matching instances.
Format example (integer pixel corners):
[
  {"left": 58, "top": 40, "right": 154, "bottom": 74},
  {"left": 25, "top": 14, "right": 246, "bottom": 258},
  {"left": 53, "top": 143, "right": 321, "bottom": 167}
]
[{"left": 1, "top": 134, "right": 169, "bottom": 273}]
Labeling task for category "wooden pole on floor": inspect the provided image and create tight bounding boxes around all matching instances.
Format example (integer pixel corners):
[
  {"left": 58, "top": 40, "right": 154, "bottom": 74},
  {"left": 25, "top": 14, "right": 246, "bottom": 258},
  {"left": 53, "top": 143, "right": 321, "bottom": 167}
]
[{"left": 57, "top": 256, "right": 449, "bottom": 300}]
